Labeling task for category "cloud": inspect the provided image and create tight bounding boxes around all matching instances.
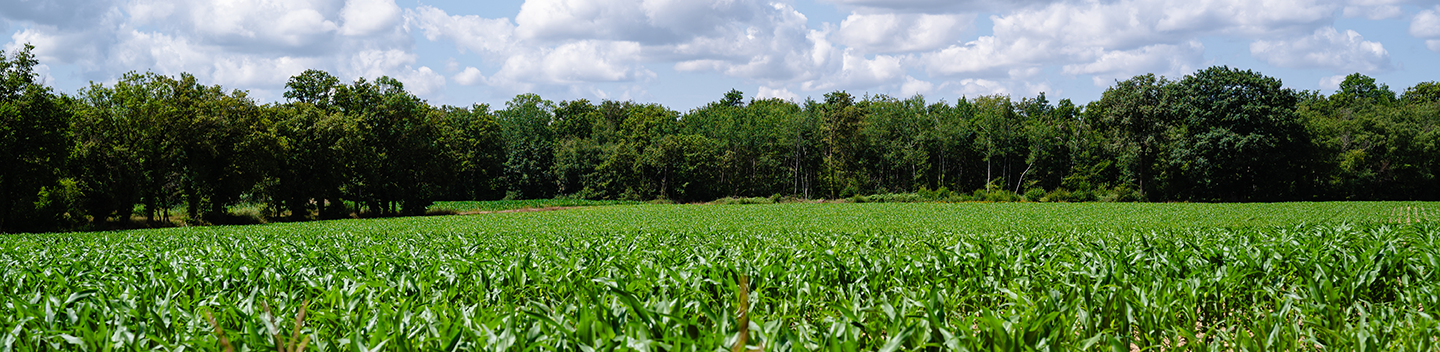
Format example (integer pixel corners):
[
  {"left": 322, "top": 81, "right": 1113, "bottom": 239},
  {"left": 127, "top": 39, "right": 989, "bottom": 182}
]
[
  {"left": 900, "top": 76, "right": 935, "bottom": 97},
  {"left": 1250, "top": 27, "right": 1391, "bottom": 73},
  {"left": 2, "top": 0, "right": 439, "bottom": 98},
  {"left": 4, "top": 0, "right": 1423, "bottom": 106},
  {"left": 513, "top": 0, "right": 763, "bottom": 44},
  {"left": 920, "top": 36, "right": 1049, "bottom": 78},
  {"left": 818, "top": 0, "right": 1055, "bottom": 13},
  {"left": 1342, "top": 0, "right": 1405, "bottom": 20},
  {"left": 666, "top": 2, "right": 825, "bottom": 83},
  {"left": 408, "top": 6, "right": 515, "bottom": 55},
  {"left": 339, "top": 0, "right": 402, "bottom": 36},
  {"left": 757, "top": 86, "right": 799, "bottom": 101},
  {"left": 1063, "top": 41, "right": 1206, "bottom": 86},
  {"left": 836, "top": 12, "right": 973, "bottom": 53},
  {"left": 799, "top": 49, "right": 905, "bottom": 91},
  {"left": 944, "top": 78, "right": 1011, "bottom": 97},
  {"left": 485, "top": 40, "right": 653, "bottom": 95},
  {"left": 1412, "top": 6, "right": 1440, "bottom": 52},
  {"left": 1319, "top": 74, "right": 1346, "bottom": 89},
  {"left": 453, "top": 66, "right": 487, "bottom": 86}
]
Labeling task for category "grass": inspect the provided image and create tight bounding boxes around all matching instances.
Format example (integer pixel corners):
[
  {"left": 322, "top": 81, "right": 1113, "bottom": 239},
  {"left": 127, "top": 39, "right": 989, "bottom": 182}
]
[
  {"left": 426, "top": 199, "right": 646, "bottom": 214},
  {"left": 2, "top": 202, "right": 1437, "bottom": 350}
]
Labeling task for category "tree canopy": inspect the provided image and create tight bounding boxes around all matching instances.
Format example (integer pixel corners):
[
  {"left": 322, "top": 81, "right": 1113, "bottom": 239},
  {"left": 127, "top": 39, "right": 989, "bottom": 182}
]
[{"left": 3, "top": 42, "right": 1438, "bottom": 232}]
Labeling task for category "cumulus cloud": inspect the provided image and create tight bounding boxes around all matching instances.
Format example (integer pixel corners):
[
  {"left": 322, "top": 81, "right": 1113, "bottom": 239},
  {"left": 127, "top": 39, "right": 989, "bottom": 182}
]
[
  {"left": 1319, "top": 74, "right": 1347, "bottom": 89},
  {"left": 492, "top": 40, "right": 649, "bottom": 85},
  {"left": 900, "top": 76, "right": 936, "bottom": 97},
  {"left": 1064, "top": 41, "right": 1206, "bottom": 86},
  {"left": 514, "top": 0, "right": 763, "bottom": 44},
  {"left": 757, "top": 86, "right": 799, "bottom": 101},
  {"left": 1342, "top": 0, "right": 1405, "bottom": 20},
  {"left": 836, "top": 12, "right": 973, "bottom": 53},
  {"left": 1412, "top": 6, "right": 1440, "bottom": 52},
  {"left": 1250, "top": 27, "right": 1391, "bottom": 73},
  {"left": 339, "top": 0, "right": 402, "bottom": 36},
  {"left": 453, "top": 67, "right": 487, "bottom": 86},
  {"left": 799, "top": 50, "right": 905, "bottom": 91},
  {"left": 408, "top": 6, "right": 515, "bottom": 56},
  {"left": 1, "top": 0, "right": 440, "bottom": 98},
  {"left": 819, "top": 0, "right": 1055, "bottom": 13},
  {"left": 3, "top": 0, "right": 1425, "bottom": 105}
]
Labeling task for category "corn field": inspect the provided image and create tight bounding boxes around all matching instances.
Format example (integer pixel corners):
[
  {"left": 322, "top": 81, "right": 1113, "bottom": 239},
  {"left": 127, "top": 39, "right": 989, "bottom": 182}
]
[{"left": 2, "top": 202, "right": 1437, "bottom": 350}]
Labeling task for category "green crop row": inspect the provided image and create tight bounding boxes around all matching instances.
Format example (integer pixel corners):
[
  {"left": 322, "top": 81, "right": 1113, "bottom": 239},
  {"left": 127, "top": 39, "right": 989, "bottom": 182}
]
[
  {"left": 2, "top": 203, "right": 1436, "bottom": 351},
  {"left": 427, "top": 199, "right": 647, "bottom": 214}
]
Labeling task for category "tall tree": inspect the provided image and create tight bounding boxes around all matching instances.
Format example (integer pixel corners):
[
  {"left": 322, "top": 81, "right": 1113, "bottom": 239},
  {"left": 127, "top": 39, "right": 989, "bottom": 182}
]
[
  {"left": 1167, "top": 66, "right": 1308, "bottom": 201},
  {"left": 0, "top": 44, "right": 73, "bottom": 231},
  {"left": 1093, "top": 74, "right": 1173, "bottom": 200},
  {"left": 818, "top": 91, "right": 865, "bottom": 197},
  {"left": 496, "top": 94, "right": 557, "bottom": 199},
  {"left": 441, "top": 104, "right": 504, "bottom": 201}
]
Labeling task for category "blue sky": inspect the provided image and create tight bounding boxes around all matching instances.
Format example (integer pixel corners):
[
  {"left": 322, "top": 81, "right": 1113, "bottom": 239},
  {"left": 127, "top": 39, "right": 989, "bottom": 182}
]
[{"left": 4, "top": 0, "right": 1440, "bottom": 110}]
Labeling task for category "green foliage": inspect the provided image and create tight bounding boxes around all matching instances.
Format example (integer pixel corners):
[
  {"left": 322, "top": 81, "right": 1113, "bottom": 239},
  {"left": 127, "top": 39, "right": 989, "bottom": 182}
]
[
  {"left": 427, "top": 199, "right": 643, "bottom": 213},
  {"left": 497, "top": 94, "right": 557, "bottom": 199},
  {"left": 9, "top": 42, "right": 1440, "bottom": 231},
  {"left": 440, "top": 104, "right": 504, "bottom": 201},
  {"left": 1166, "top": 66, "right": 1309, "bottom": 201},
  {"left": 1401, "top": 81, "right": 1440, "bottom": 104},
  {"left": 1093, "top": 73, "right": 1174, "bottom": 200},
  {"left": 1023, "top": 188, "right": 1046, "bottom": 202},
  {"left": 712, "top": 196, "right": 774, "bottom": 205},
  {"left": 1301, "top": 75, "right": 1440, "bottom": 200},
  {"left": 0, "top": 44, "right": 72, "bottom": 232},
  {"left": 5, "top": 202, "right": 1436, "bottom": 349},
  {"left": 1333, "top": 73, "right": 1397, "bottom": 108}
]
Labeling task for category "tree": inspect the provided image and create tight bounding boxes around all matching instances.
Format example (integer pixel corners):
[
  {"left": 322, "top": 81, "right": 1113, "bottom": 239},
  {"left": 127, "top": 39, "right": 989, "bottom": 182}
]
[
  {"left": 284, "top": 69, "right": 341, "bottom": 110},
  {"left": 496, "top": 94, "right": 557, "bottom": 199},
  {"left": 1093, "top": 74, "right": 1173, "bottom": 200},
  {"left": 1402, "top": 81, "right": 1440, "bottom": 104},
  {"left": 817, "top": 91, "right": 865, "bottom": 197},
  {"left": 270, "top": 70, "right": 353, "bottom": 219},
  {"left": 0, "top": 44, "right": 74, "bottom": 232},
  {"left": 268, "top": 102, "right": 357, "bottom": 219},
  {"left": 1167, "top": 66, "right": 1308, "bottom": 201},
  {"left": 640, "top": 134, "right": 720, "bottom": 201},
  {"left": 1332, "top": 73, "right": 1396, "bottom": 108},
  {"left": 440, "top": 104, "right": 504, "bottom": 201}
]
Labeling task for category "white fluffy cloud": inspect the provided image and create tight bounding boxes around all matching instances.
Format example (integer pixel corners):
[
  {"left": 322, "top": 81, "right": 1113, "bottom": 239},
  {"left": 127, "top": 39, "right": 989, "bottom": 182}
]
[
  {"left": 1251, "top": 27, "right": 1392, "bottom": 73},
  {"left": 409, "top": 6, "right": 516, "bottom": 56},
  {"left": 819, "top": 0, "right": 1055, "bottom": 13},
  {"left": 339, "top": 0, "right": 402, "bottom": 36},
  {"left": 453, "top": 66, "right": 487, "bottom": 86},
  {"left": 1319, "top": 74, "right": 1348, "bottom": 89},
  {"left": 1412, "top": 6, "right": 1440, "bottom": 52},
  {"left": 757, "top": 86, "right": 799, "bottom": 101},
  {"left": 836, "top": 13, "right": 972, "bottom": 53},
  {"left": 4, "top": 0, "right": 443, "bottom": 99},
  {"left": 4, "top": 0, "right": 1430, "bottom": 105},
  {"left": 1063, "top": 41, "right": 1207, "bottom": 86}
]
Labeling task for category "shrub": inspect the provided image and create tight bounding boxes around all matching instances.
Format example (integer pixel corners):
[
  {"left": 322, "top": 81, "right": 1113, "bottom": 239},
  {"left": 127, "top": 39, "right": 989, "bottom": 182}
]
[
  {"left": 714, "top": 197, "right": 774, "bottom": 205},
  {"left": 1023, "top": 188, "right": 1047, "bottom": 202}
]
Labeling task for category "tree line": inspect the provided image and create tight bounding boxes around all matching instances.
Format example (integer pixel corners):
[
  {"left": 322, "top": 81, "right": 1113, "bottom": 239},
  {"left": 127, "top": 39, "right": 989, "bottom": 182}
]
[{"left": 3, "top": 44, "right": 1438, "bottom": 232}]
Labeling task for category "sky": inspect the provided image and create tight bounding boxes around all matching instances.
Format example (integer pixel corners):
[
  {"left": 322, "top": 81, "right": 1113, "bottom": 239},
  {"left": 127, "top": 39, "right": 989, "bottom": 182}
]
[{"left": 4, "top": 0, "right": 1440, "bottom": 111}]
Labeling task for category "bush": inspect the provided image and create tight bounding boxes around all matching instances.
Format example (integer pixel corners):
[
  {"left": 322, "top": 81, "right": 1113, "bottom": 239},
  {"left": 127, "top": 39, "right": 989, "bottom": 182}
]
[
  {"left": 1023, "top": 188, "right": 1047, "bottom": 202},
  {"left": 33, "top": 178, "right": 85, "bottom": 230},
  {"left": 969, "top": 189, "right": 1020, "bottom": 202},
  {"left": 714, "top": 197, "right": 773, "bottom": 205},
  {"left": 1042, "top": 188, "right": 1072, "bottom": 202}
]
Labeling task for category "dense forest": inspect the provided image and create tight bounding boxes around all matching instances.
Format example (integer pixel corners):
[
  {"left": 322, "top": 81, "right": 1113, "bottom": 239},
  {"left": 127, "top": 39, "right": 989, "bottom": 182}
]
[{"left": 3, "top": 44, "right": 1439, "bottom": 232}]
